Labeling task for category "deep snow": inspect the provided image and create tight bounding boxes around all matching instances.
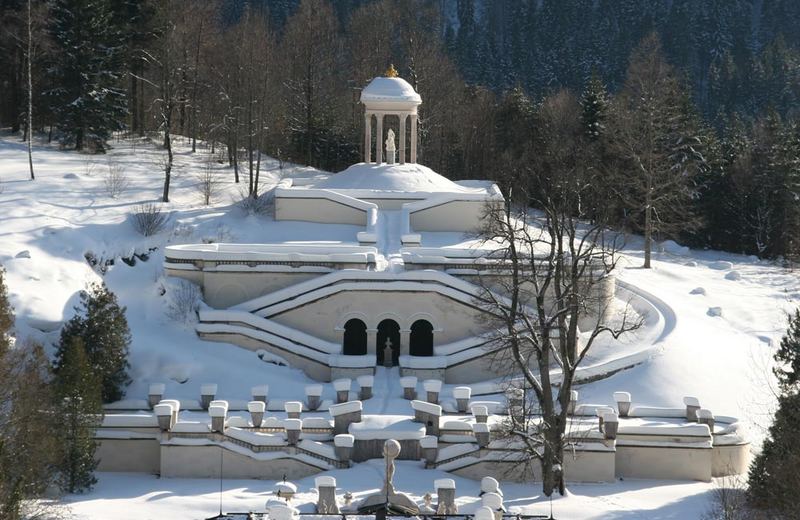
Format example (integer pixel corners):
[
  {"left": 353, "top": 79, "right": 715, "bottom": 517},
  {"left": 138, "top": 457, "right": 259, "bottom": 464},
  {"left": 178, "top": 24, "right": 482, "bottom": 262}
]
[{"left": 1, "top": 133, "right": 798, "bottom": 519}]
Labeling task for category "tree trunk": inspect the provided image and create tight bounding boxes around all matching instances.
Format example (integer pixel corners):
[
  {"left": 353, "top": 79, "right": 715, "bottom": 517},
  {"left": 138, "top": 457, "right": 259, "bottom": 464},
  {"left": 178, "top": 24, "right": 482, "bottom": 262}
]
[
  {"left": 644, "top": 176, "right": 652, "bottom": 268},
  {"left": 26, "top": 0, "right": 34, "bottom": 180},
  {"left": 162, "top": 107, "right": 173, "bottom": 203}
]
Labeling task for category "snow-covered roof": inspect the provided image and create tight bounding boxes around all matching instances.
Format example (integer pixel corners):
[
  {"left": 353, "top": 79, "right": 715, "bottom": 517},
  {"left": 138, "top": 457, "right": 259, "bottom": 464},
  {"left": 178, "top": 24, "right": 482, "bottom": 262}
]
[
  {"left": 361, "top": 77, "right": 421, "bottom": 104},
  {"left": 314, "top": 162, "right": 481, "bottom": 194}
]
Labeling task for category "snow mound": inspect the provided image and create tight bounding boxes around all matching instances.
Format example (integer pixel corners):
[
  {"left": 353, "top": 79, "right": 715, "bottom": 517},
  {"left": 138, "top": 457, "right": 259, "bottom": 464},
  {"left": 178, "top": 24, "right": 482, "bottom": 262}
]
[
  {"left": 314, "top": 163, "right": 479, "bottom": 194},
  {"left": 658, "top": 240, "right": 689, "bottom": 256},
  {"left": 689, "top": 287, "right": 706, "bottom": 296},
  {"left": 14, "top": 250, "right": 30, "bottom": 259},
  {"left": 707, "top": 307, "right": 723, "bottom": 317},
  {"left": 709, "top": 261, "right": 734, "bottom": 270},
  {"left": 724, "top": 271, "right": 742, "bottom": 281}
]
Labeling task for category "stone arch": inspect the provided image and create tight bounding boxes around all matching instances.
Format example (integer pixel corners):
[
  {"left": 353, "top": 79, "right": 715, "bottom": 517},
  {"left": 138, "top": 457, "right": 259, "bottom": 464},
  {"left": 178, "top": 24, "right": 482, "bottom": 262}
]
[
  {"left": 409, "top": 319, "right": 434, "bottom": 357},
  {"left": 342, "top": 318, "right": 368, "bottom": 356},
  {"left": 376, "top": 319, "right": 401, "bottom": 366}
]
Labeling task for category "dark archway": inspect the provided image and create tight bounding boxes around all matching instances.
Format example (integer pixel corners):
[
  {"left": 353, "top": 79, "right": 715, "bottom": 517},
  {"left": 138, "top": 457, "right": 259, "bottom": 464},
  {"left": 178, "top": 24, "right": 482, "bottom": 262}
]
[
  {"left": 409, "top": 320, "right": 434, "bottom": 356},
  {"left": 376, "top": 319, "right": 400, "bottom": 366},
  {"left": 342, "top": 319, "right": 367, "bottom": 355}
]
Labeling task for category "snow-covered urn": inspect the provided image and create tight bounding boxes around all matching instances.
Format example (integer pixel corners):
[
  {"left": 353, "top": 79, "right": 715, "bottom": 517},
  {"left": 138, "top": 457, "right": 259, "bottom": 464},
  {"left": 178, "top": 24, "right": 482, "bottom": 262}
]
[
  {"left": 266, "top": 500, "right": 297, "bottom": 518},
  {"left": 285, "top": 401, "right": 303, "bottom": 419},
  {"left": 400, "top": 376, "right": 418, "bottom": 400},
  {"left": 471, "top": 404, "right": 488, "bottom": 424},
  {"left": 333, "top": 378, "right": 352, "bottom": 404},
  {"left": 357, "top": 375, "right": 374, "bottom": 401},
  {"left": 208, "top": 401, "right": 228, "bottom": 432},
  {"left": 474, "top": 506, "right": 495, "bottom": 520},
  {"left": 613, "top": 391, "right": 632, "bottom": 417},
  {"left": 148, "top": 383, "right": 165, "bottom": 409},
  {"left": 684, "top": 396, "right": 701, "bottom": 422},
  {"left": 567, "top": 390, "right": 579, "bottom": 415},
  {"left": 315, "top": 476, "right": 339, "bottom": 514},
  {"left": 305, "top": 385, "right": 323, "bottom": 411},
  {"left": 602, "top": 411, "right": 618, "bottom": 440},
  {"left": 334, "top": 434, "right": 354, "bottom": 463},
  {"left": 435, "top": 478, "right": 457, "bottom": 514},
  {"left": 329, "top": 401, "right": 362, "bottom": 435},
  {"left": 154, "top": 402, "right": 175, "bottom": 431},
  {"left": 473, "top": 422, "right": 490, "bottom": 448},
  {"left": 481, "top": 492, "right": 505, "bottom": 520},
  {"left": 698, "top": 408, "right": 715, "bottom": 431},
  {"left": 419, "top": 435, "right": 438, "bottom": 465},
  {"left": 269, "top": 480, "right": 297, "bottom": 502},
  {"left": 200, "top": 383, "right": 217, "bottom": 410},
  {"left": 480, "top": 476, "right": 502, "bottom": 496},
  {"left": 247, "top": 400, "right": 266, "bottom": 427},
  {"left": 251, "top": 385, "right": 269, "bottom": 406},
  {"left": 453, "top": 386, "right": 471, "bottom": 413},
  {"left": 423, "top": 379, "right": 442, "bottom": 404},
  {"left": 411, "top": 400, "right": 442, "bottom": 436},
  {"left": 284, "top": 418, "right": 302, "bottom": 445}
]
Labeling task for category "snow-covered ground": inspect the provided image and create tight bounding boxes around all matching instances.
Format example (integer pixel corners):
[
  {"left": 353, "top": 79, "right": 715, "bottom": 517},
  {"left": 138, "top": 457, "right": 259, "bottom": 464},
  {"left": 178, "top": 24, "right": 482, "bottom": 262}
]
[{"left": 1, "top": 134, "right": 797, "bottom": 519}]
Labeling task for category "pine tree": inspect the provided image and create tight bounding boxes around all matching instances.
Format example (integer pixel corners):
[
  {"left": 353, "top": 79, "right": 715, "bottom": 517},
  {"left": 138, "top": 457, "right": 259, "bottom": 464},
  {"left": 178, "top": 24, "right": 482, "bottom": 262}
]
[
  {"left": 580, "top": 73, "right": 609, "bottom": 141},
  {"left": 47, "top": 0, "right": 127, "bottom": 152},
  {"left": 748, "top": 309, "right": 800, "bottom": 513},
  {"left": 55, "top": 282, "right": 131, "bottom": 403},
  {"left": 774, "top": 309, "right": 800, "bottom": 393},
  {"left": 0, "top": 267, "right": 13, "bottom": 357},
  {"left": 54, "top": 336, "right": 101, "bottom": 494}
]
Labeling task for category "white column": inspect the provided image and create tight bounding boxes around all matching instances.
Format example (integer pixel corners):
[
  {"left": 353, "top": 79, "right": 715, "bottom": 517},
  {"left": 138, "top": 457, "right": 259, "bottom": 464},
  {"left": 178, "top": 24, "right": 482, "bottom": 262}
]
[
  {"left": 376, "top": 114, "right": 384, "bottom": 164},
  {"left": 364, "top": 113, "right": 372, "bottom": 163},
  {"left": 410, "top": 114, "right": 418, "bottom": 163},
  {"left": 399, "top": 114, "right": 406, "bottom": 165}
]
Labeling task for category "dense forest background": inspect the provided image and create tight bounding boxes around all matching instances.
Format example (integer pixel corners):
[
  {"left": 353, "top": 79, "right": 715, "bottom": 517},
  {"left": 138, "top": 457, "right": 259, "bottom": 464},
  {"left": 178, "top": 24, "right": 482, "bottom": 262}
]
[{"left": 1, "top": 0, "right": 799, "bottom": 261}]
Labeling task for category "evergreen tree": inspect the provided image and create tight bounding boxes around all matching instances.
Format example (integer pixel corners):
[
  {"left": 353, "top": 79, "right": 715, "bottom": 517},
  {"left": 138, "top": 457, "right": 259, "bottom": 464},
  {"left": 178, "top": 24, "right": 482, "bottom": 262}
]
[
  {"left": 774, "top": 309, "right": 800, "bottom": 393},
  {"left": 0, "top": 340, "right": 61, "bottom": 519},
  {"left": 0, "top": 267, "right": 13, "bottom": 357},
  {"left": 55, "top": 282, "right": 131, "bottom": 403},
  {"left": 748, "top": 309, "right": 800, "bottom": 514},
  {"left": 46, "top": 0, "right": 127, "bottom": 151},
  {"left": 54, "top": 336, "right": 101, "bottom": 494},
  {"left": 580, "top": 73, "right": 609, "bottom": 141}
]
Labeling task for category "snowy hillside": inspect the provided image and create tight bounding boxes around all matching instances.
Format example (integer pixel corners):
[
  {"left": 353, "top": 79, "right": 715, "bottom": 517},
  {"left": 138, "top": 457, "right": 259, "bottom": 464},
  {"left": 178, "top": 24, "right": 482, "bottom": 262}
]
[{"left": 1, "top": 134, "right": 798, "bottom": 519}]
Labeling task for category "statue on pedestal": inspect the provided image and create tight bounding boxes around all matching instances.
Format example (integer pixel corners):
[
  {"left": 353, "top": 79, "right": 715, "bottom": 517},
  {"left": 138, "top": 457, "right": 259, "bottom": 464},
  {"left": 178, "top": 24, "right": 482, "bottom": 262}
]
[{"left": 385, "top": 129, "right": 396, "bottom": 164}]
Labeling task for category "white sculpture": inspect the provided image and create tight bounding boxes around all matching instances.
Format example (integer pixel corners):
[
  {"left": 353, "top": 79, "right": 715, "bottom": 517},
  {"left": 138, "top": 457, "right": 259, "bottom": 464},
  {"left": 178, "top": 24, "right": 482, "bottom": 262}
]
[{"left": 385, "top": 129, "right": 396, "bottom": 164}]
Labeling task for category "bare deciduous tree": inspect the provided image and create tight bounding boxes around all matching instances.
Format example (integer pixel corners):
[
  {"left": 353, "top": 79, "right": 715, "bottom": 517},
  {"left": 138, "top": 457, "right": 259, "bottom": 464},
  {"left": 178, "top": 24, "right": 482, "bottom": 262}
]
[
  {"left": 475, "top": 91, "right": 642, "bottom": 496},
  {"left": 609, "top": 34, "right": 707, "bottom": 268}
]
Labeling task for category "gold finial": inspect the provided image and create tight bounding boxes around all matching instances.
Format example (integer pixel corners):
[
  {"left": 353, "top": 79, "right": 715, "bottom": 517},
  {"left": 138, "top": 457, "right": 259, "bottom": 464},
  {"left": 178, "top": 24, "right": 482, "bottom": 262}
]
[{"left": 385, "top": 64, "right": 398, "bottom": 78}]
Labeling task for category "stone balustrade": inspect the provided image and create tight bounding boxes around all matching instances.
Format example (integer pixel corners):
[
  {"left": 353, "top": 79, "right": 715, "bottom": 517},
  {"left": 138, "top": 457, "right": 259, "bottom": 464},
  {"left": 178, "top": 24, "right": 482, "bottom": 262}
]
[
  {"left": 200, "top": 384, "right": 217, "bottom": 410},
  {"left": 251, "top": 385, "right": 269, "bottom": 405},
  {"left": 453, "top": 386, "right": 471, "bottom": 413},
  {"left": 357, "top": 375, "right": 374, "bottom": 400},
  {"left": 148, "top": 383, "right": 165, "bottom": 409},
  {"left": 423, "top": 379, "right": 442, "bottom": 404},
  {"left": 305, "top": 385, "right": 323, "bottom": 411},
  {"left": 400, "top": 376, "right": 418, "bottom": 400}
]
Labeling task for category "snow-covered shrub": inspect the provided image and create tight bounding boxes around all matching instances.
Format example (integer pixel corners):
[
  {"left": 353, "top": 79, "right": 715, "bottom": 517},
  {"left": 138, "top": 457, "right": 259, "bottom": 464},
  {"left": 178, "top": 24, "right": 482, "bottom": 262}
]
[
  {"left": 237, "top": 189, "right": 273, "bottom": 216},
  {"left": 103, "top": 159, "right": 129, "bottom": 198},
  {"left": 132, "top": 203, "right": 169, "bottom": 236},
  {"left": 165, "top": 279, "right": 201, "bottom": 324}
]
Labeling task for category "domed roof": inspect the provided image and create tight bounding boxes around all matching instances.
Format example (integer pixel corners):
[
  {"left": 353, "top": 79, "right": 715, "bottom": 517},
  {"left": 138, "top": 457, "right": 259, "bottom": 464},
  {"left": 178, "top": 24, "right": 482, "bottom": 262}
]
[
  {"left": 314, "top": 163, "right": 476, "bottom": 194},
  {"left": 361, "top": 77, "right": 421, "bottom": 105}
]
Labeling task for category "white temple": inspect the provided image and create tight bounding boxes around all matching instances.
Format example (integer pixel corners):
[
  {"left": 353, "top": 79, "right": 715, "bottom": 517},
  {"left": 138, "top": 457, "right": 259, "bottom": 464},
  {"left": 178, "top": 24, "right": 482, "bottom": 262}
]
[{"left": 164, "top": 69, "right": 608, "bottom": 383}]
